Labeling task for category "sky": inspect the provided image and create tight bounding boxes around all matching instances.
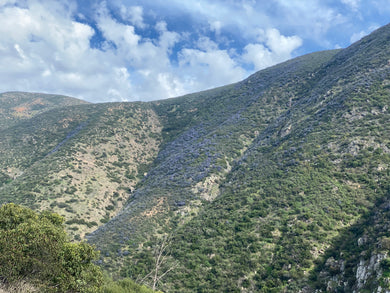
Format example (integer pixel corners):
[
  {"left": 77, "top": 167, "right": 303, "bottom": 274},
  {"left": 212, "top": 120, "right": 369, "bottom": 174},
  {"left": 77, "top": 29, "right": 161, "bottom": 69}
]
[{"left": 0, "top": 0, "right": 389, "bottom": 103}]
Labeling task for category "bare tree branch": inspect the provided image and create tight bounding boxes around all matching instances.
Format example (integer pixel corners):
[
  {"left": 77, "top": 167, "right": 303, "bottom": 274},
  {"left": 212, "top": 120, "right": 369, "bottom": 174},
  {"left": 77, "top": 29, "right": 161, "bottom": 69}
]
[{"left": 140, "top": 234, "right": 178, "bottom": 291}]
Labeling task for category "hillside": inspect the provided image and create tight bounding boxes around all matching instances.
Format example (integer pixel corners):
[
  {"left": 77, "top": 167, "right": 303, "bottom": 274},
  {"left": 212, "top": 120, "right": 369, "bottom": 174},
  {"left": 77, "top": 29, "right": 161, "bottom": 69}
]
[
  {"left": 158, "top": 23, "right": 390, "bottom": 291},
  {"left": 1, "top": 24, "right": 390, "bottom": 292},
  {"left": 0, "top": 102, "right": 162, "bottom": 239},
  {"left": 0, "top": 91, "right": 89, "bottom": 130}
]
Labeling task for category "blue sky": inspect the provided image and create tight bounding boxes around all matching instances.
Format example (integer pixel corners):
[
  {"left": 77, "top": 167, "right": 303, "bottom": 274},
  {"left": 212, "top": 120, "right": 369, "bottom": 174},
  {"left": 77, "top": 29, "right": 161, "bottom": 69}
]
[{"left": 0, "top": 0, "right": 389, "bottom": 102}]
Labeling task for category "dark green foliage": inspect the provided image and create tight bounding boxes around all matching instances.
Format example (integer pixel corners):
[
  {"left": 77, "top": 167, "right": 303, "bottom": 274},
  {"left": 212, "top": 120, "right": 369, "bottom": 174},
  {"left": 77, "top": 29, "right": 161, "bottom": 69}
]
[
  {"left": 103, "top": 277, "right": 159, "bottom": 293},
  {"left": 103, "top": 24, "right": 390, "bottom": 292},
  {"left": 0, "top": 203, "right": 102, "bottom": 292},
  {"left": 65, "top": 218, "right": 98, "bottom": 228}
]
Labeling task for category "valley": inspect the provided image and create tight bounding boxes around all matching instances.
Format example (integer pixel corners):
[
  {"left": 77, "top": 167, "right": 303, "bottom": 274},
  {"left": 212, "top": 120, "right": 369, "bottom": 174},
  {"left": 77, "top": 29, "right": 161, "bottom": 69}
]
[{"left": 1, "top": 24, "right": 390, "bottom": 292}]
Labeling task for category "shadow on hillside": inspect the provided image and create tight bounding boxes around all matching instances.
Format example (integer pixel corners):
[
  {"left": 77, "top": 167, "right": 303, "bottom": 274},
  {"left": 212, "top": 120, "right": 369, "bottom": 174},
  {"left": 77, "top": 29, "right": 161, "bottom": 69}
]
[{"left": 308, "top": 189, "right": 390, "bottom": 292}]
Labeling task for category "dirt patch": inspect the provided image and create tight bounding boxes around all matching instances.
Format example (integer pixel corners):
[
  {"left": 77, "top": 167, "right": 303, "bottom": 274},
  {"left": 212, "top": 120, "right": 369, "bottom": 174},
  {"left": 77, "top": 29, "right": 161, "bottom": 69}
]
[
  {"left": 141, "top": 197, "right": 166, "bottom": 218},
  {"left": 12, "top": 106, "right": 28, "bottom": 113}
]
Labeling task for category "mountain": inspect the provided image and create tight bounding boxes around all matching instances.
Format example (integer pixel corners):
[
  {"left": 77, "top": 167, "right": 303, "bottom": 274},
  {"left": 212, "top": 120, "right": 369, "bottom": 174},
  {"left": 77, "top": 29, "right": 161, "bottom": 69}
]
[
  {"left": 0, "top": 101, "right": 162, "bottom": 239},
  {"left": 0, "top": 91, "right": 89, "bottom": 130},
  {"left": 1, "top": 24, "right": 390, "bottom": 292}
]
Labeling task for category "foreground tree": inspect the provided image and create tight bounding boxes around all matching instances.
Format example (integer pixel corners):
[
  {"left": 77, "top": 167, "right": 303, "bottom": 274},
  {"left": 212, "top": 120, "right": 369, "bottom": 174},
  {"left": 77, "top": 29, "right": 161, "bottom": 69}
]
[{"left": 0, "top": 203, "right": 102, "bottom": 292}]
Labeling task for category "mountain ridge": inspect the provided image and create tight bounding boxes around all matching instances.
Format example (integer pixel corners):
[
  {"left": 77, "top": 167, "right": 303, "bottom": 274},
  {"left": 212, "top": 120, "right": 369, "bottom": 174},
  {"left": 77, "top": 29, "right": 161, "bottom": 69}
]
[
  {"left": 0, "top": 23, "right": 390, "bottom": 292},
  {"left": 0, "top": 91, "right": 89, "bottom": 131}
]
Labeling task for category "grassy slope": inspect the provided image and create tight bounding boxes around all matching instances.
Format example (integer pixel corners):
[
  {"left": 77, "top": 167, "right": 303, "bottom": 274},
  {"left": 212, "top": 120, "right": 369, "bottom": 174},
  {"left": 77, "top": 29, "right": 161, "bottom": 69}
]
[{"left": 0, "top": 102, "right": 163, "bottom": 239}]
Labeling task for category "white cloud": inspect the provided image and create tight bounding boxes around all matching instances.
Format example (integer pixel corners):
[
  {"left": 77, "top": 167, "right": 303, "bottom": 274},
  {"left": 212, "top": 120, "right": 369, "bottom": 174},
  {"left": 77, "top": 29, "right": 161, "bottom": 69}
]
[
  {"left": 0, "top": 0, "right": 264, "bottom": 102},
  {"left": 96, "top": 6, "right": 140, "bottom": 49},
  {"left": 155, "top": 21, "right": 181, "bottom": 53},
  {"left": 6, "top": 0, "right": 381, "bottom": 103},
  {"left": 263, "top": 28, "right": 303, "bottom": 57},
  {"left": 341, "top": 0, "right": 361, "bottom": 11},
  {"left": 178, "top": 46, "right": 246, "bottom": 90},
  {"left": 93, "top": 4, "right": 185, "bottom": 100},
  {"left": 0, "top": 1, "right": 142, "bottom": 102},
  {"left": 276, "top": 1, "right": 346, "bottom": 45},
  {"left": 209, "top": 20, "right": 222, "bottom": 35},
  {"left": 242, "top": 28, "right": 302, "bottom": 71},
  {"left": 142, "top": 0, "right": 344, "bottom": 48},
  {"left": 350, "top": 25, "right": 379, "bottom": 43},
  {"left": 119, "top": 5, "right": 145, "bottom": 28}
]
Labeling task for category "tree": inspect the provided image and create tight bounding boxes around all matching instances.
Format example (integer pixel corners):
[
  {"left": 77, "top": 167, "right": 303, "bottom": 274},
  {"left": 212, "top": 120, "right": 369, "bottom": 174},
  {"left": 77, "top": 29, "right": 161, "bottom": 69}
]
[
  {"left": 0, "top": 203, "right": 102, "bottom": 292},
  {"left": 140, "top": 235, "right": 178, "bottom": 291}
]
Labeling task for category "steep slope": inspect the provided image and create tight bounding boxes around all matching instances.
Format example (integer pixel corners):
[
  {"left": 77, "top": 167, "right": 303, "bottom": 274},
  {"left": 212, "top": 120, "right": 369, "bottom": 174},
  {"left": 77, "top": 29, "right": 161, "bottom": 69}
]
[
  {"left": 1, "top": 23, "right": 389, "bottom": 293},
  {"left": 0, "top": 102, "right": 162, "bottom": 239},
  {"left": 158, "top": 25, "right": 390, "bottom": 292},
  {"left": 89, "top": 25, "right": 389, "bottom": 292},
  {"left": 86, "top": 50, "right": 340, "bottom": 276},
  {"left": 312, "top": 193, "right": 390, "bottom": 292},
  {"left": 0, "top": 91, "right": 89, "bottom": 130}
]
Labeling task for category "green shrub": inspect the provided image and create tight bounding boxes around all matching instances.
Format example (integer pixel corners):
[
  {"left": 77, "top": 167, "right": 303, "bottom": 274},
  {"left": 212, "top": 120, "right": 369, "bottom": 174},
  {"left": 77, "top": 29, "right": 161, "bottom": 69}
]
[
  {"left": 0, "top": 203, "right": 102, "bottom": 292},
  {"left": 103, "top": 277, "right": 158, "bottom": 293}
]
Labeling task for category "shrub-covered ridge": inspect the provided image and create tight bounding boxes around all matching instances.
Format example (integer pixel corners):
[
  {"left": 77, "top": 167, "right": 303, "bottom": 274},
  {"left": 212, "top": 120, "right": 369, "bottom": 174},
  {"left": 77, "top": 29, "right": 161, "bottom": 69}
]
[{"left": 1, "top": 23, "right": 390, "bottom": 293}]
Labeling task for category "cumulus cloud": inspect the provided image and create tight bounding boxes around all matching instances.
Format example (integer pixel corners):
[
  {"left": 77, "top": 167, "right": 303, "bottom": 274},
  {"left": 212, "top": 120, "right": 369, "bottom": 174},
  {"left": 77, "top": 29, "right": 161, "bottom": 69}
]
[
  {"left": 94, "top": 3, "right": 183, "bottom": 99},
  {"left": 3, "top": 0, "right": 384, "bottom": 102},
  {"left": 178, "top": 39, "right": 246, "bottom": 89},
  {"left": 242, "top": 28, "right": 302, "bottom": 70},
  {"left": 0, "top": 1, "right": 132, "bottom": 102},
  {"left": 119, "top": 5, "right": 145, "bottom": 28},
  {"left": 0, "top": 1, "right": 179, "bottom": 102},
  {"left": 0, "top": 0, "right": 306, "bottom": 102}
]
